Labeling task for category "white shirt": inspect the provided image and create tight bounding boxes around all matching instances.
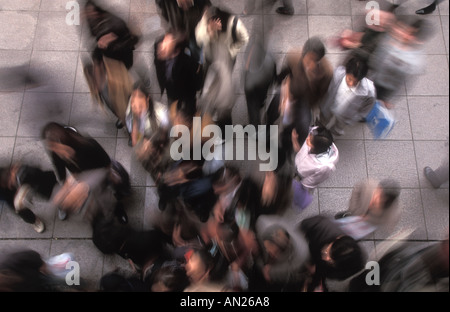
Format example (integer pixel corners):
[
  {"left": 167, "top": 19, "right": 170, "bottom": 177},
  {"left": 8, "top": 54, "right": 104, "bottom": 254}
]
[{"left": 334, "top": 76, "right": 357, "bottom": 116}]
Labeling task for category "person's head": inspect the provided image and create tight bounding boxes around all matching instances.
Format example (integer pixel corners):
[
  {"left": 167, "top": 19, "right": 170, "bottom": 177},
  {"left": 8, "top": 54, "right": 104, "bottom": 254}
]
[
  {"left": 150, "top": 263, "right": 190, "bottom": 292},
  {"left": 301, "top": 37, "right": 327, "bottom": 78},
  {"left": 130, "top": 80, "right": 152, "bottom": 117},
  {"left": 321, "top": 236, "right": 364, "bottom": 270},
  {"left": 177, "top": 0, "right": 195, "bottom": 11},
  {"left": 262, "top": 225, "right": 291, "bottom": 262},
  {"left": 345, "top": 57, "right": 369, "bottom": 88},
  {"left": 184, "top": 248, "right": 215, "bottom": 284},
  {"left": 84, "top": 0, "right": 105, "bottom": 19},
  {"left": 306, "top": 126, "right": 334, "bottom": 155},
  {"left": 207, "top": 6, "right": 231, "bottom": 33},
  {"left": 157, "top": 30, "right": 187, "bottom": 60}
]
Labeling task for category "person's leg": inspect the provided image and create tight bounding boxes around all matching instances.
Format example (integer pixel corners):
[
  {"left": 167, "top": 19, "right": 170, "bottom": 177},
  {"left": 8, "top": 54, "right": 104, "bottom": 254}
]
[
  {"left": 13, "top": 186, "right": 45, "bottom": 233},
  {"left": 424, "top": 157, "right": 449, "bottom": 188}
]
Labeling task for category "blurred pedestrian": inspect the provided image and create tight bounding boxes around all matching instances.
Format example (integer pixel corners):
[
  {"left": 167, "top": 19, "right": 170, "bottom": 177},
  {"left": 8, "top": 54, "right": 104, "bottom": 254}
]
[
  {"left": 196, "top": 5, "right": 249, "bottom": 67},
  {"left": 278, "top": 37, "right": 334, "bottom": 122},
  {"left": 82, "top": 0, "right": 138, "bottom": 128},
  {"left": 294, "top": 126, "right": 339, "bottom": 192},
  {"left": 0, "top": 249, "right": 64, "bottom": 292},
  {"left": 319, "top": 56, "right": 376, "bottom": 136},
  {"left": 154, "top": 30, "right": 203, "bottom": 116},
  {"left": 250, "top": 215, "right": 310, "bottom": 291},
  {"left": 0, "top": 163, "right": 57, "bottom": 233},
  {"left": 41, "top": 122, "right": 130, "bottom": 222},
  {"left": 334, "top": 178, "right": 401, "bottom": 240},
  {"left": 125, "top": 79, "right": 170, "bottom": 147},
  {"left": 299, "top": 215, "right": 367, "bottom": 291},
  {"left": 368, "top": 15, "right": 429, "bottom": 109},
  {"left": 349, "top": 236, "right": 449, "bottom": 292}
]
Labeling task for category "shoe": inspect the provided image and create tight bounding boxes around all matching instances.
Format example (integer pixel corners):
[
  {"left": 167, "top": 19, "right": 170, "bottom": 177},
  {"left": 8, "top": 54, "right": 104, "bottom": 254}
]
[
  {"left": 33, "top": 217, "right": 45, "bottom": 233},
  {"left": 116, "top": 119, "right": 124, "bottom": 129},
  {"left": 14, "top": 185, "right": 33, "bottom": 211},
  {"left": 416, "top": 2, "right": 437, "bottom": 15},
  {"left": 276, "top": 7, "right": 294, "bottom": 15},
  {"left": 424, "top": 166, "right": 441, "bottom": 189},
  {"left": 64, "top": 126, "right": 78, "bottom": 133},
  {"left": 58, "top": 208, "right": 68, "bottom": 221},
  {"left": 335, "top": 211, "right": 352, "bottom": 220}
]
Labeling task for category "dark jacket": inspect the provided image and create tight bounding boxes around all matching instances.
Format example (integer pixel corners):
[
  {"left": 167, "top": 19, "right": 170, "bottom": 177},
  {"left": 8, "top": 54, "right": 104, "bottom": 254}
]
[
  {"left": 156, "top": 0, "right": 210, "bottom": 39},
  {"left": 154, "top": 35, "right": 203, "bottom": 107},
  {"left": 300, "top": 215, "right": 366, "bottom": 282},
  {"left": 87, "top": 7, "right": 139, "bottom": 69}
]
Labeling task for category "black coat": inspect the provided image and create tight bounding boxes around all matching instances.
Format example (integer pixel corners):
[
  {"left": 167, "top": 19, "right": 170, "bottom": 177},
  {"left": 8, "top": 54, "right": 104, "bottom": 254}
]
[{"left": 154, "top": 35, "right": 202, "bottom": 107}]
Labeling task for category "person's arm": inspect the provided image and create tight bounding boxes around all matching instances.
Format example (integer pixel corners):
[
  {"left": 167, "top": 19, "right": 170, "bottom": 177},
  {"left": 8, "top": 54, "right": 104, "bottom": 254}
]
[{"left": 230, "top": 18, "right": 249, "bottom": 58}]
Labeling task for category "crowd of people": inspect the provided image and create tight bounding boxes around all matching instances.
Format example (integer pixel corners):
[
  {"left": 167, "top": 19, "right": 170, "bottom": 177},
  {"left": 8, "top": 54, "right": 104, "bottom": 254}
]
[{"left": 0, "top": 0, "right": 448, "bottom": 292}]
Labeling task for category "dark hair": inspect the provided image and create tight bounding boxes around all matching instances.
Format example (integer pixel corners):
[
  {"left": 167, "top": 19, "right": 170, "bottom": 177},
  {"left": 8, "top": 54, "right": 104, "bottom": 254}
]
[
  {"left": 131, "top": 79, "right": 154, "bottom": 116},
  {"left": 345, "top": 57, "right": 368, "bottom": 82},
  {"left": 207, "top": 6, "right": 232, "bottom": 32},
  {"left": 302, "top": 37, "right": 326, "bottom": 60},
  {"left": 191, "top": 248, "right": 215, "bottom": 273},
  {"left": 330, "top": 236, "right": 365, "bottom": 272},
  {"left": 263, "top": 225, "right": 291, "bottom": 253},
  {"left": 379, "top": 179, "right": 401, "bottom": 209},
  {"left": 151, "top": 263, "right": 189, "bottom": 292},
  {"left": 309, "top": 126, "right": 334, "bottom": 155}
]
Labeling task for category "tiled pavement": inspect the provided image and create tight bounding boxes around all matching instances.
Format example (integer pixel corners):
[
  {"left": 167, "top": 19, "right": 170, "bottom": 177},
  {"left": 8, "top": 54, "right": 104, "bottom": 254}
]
[{"left": 0, "top": 0, "right": 448, "bottom": 291}]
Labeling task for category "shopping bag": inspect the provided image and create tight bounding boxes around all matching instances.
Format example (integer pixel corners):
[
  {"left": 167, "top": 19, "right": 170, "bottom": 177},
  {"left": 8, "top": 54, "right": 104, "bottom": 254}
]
[
  {"left": 366, "top": 101, "right": 396, "bottom": 140},
  {"left": 292, "top": 179, "right": 314, "bottom": 211}
]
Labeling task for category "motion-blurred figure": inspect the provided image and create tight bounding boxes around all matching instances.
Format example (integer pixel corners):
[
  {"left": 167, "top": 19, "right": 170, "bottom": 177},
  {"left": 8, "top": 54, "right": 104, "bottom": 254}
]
[
  {"left": 319, "top": 56, "right": 376, "bottom": 136},
  {"left": 155, "top": 0, "right": 211, "bottom": 63},
  {"left": 349, "top": 236, "right": 449, "bottom": 292},
  {"left": 250, "top": 215, "right": 310, "bottom": 291},
  {"left": 299, "top": 215, "right": 367, "bottom": 292},
  {"left": 278, "top": 37, "right": 334, "bottom": 123},
  {"left": 368, "top": 15, "right": 429, "bottom": 109},
  {"left": 41, "top": 122, "right": 130, "bottom": 222},
  {"left": 82, "top": 0, "right": 139, "bottom": 128},
  {"left": 154, "top": 30, "right": 203, "bottom": 116},
  {"left": 334, "top": 178, "right": 402, "bottom": 240},
  {"left": 0, "top": 163, "right": 57, "bottom": 233},
  {"left": 195, "top": 5, "right": 249, "bottom": 68}
]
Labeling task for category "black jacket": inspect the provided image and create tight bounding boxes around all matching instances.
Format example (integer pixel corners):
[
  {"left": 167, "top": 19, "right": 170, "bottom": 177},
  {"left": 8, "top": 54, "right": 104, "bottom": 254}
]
[{"left": 154, "top": 35, "right": 202, "bottom": 106}]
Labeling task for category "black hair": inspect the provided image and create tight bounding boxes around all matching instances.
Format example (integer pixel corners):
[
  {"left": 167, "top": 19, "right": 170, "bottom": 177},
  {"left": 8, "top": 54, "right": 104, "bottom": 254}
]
[
  {"left": 301, "top": 37, "right": 326, "bottom": 60},
  {"left": 262, "top": 225, "right": 291, "bottom": 253},
  {"left": 378, "top": 178, "right": 401, "bottom": 209},
  {"left": 191, "top": 248, "right": 215, "bottom": 273},
  {"left": 309, "top": 126, "right": 334, "bottom": 155},
  {"left": 150, "top": 263, "right": 190, "bottom": 292},
  {"left": 345, "top": 56, "right": 369, "bottom": 82},
  {"left": 207, "top": 6, "right": 232, "bottom": 32},
  {"left": 330, "top": 236, "right": 365, "bottom": 272},
  {"left": 131, "top": 79, "right": 154, "bottom": 117}
]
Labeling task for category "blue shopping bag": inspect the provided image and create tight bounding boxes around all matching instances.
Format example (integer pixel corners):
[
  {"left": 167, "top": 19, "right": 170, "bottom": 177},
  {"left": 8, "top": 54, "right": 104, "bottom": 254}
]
[{"left": 366, "top": 101, "right": 396, "bottom": 140}]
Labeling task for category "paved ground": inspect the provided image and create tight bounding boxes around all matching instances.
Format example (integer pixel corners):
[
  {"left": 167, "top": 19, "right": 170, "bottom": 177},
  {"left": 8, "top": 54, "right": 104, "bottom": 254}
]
[{"left": 0, "top": 0, "right": 448, "bottom": 292}]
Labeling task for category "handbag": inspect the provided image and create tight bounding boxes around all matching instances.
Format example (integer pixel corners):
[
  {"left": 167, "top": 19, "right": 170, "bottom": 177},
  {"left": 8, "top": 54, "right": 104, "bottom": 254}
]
[
  {"left": 292, "top": 178, "right": 313, "bottom": 211},
  {"left": 366, "top": 101, "right": 396, "bottom": 140}
]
